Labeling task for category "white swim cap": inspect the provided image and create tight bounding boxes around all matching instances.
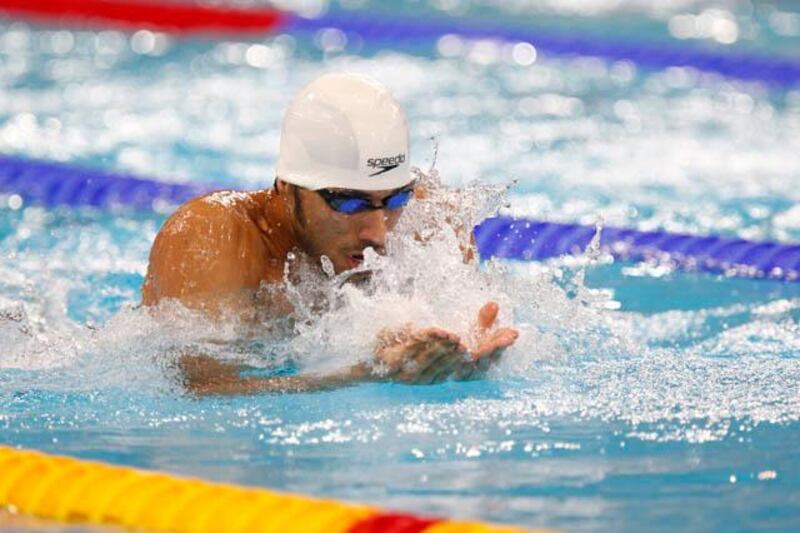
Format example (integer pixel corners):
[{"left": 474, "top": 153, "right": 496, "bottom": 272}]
[{"left": 276, "top": 72, "right": 412, "bottom": 191}]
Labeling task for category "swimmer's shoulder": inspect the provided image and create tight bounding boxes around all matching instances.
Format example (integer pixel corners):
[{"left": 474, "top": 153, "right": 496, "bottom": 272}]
[
  {"left": 188, "top": 189, "right": 264, "bottom": 220},
  {"left": 143, "top": 191, "right": 273, "bottom": 306},
  {"left": 153, "top": 189, "right": 292, "bottom": 263},
  {"left": 151, "top": 189, "right": 290, "bottom": 275},
  {"left": 158, "top": 190, "right": 263, "bottom": 237}
]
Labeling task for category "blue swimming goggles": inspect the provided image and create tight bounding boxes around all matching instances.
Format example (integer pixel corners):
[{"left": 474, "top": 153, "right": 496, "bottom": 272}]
[{"left": 315, "top": 186, "right": 415, "bottom": 215}]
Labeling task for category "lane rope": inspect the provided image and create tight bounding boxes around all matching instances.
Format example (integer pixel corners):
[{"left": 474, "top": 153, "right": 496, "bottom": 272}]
[
  {"left": 2, "top": 155, "right": 798, "bottom": 281},
  {"left": 0, "top": 154, "right": 207, "bottom": 211},
  {"left": 0, "top": 445, "right": 532, "bottom": 533},
  {"left": 0, "top": 0, "right": 798, "bottom": 86},
  {"left": 0, "top": 0, "right": 285, "bottom": 34},
  {"left": 286, "top": 11, "right": 800, "bottom": 87},
  {"left": 473, "top": 218, "right": 800, "bottom": 281}
]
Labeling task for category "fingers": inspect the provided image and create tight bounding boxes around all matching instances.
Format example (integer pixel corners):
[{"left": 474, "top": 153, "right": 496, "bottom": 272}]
[
  {"left": 477, "top": 301, "right": 499, "bottom": 332},
  {"left": 431, "top": 355, "right": 464, "bottom": 384},
  {"left": 384, "top": 328, "right": 466, "bottom": 384},
  {"left": 373, "top": 326, "right": 450, "bottom": 376},
  {"left": 492, "top": 327, "right": 519, "bottom": 349},
  {"left": 414, "top": 345, "right": 463, "bottom": 384},
  {"left": 473, "top": 327, "right": 519, "bottom": 360},
  {"left": 416, "top": 327, "right": 465, "bottom": 349},
  {"left": 374, "top": 320, "right": 515, "bottom": 386},
  {"left": 460, "top": 326, "right": 519, "bottom": 380},
  {"left": 425, "top": 339, "right": 472, "bottom": 384},
  {"left": 455, "top": 362, "right": 477, "bottom": 381},
  {"left": 407, "top": 335, "right": 467, "bottom": 384},
  {"left": 476, "top": 349, "right": 503, "bottom": 373},
  {"left": 458, "top": 347, "right": 503, "bottom": 381},
  {"left": 476, "top": 352, "right": 492, "bottom": 373},
  {"left": 413, "top": 328, "right": 470, "bottom": 384}
]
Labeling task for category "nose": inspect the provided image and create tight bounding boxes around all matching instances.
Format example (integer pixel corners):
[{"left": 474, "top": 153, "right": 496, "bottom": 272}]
[{"left": 356, "top": 208, "right": 388, "bottom": 250}]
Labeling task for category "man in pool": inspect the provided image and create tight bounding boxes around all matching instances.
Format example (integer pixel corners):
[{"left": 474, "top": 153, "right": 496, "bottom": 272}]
[{"left": 142, "top": 73, "right": 518, "bottom": 394}]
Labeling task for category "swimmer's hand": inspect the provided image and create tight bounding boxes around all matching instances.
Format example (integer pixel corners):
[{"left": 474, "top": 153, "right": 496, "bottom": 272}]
[
  {"left": 367, "top": 302, "right": 518, "bottom": 384},
  {"left": 457, "top": 301, "right": 518, "bottom": 380},
  {"left": 367, "top": 326, "right": 469, "bottom": 384},
  {"left": 176, "top": 302, "right": 517, "bottom": 395}
]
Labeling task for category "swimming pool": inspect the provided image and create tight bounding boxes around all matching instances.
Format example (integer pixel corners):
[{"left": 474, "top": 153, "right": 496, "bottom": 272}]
[{"left": 2, "top": 0, "right": 800, "bottom": 530}]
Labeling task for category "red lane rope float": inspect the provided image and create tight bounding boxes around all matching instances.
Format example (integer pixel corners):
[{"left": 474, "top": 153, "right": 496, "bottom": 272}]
[
  {"left": 0, "top": 446, "right": 537, "bottom": 533},
  {"left": 0, "top": 0, "right": 287, "bottom": 34},
  {"left": 348, "top": 514, "right": 442, "bottom": 533}
]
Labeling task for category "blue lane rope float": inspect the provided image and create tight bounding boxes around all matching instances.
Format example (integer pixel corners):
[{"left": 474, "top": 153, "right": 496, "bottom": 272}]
[
  {"left": 473, "top": 218, "right": 800, "bottom": 281},
  {"left": 2, "top": 154, "right": 799, "bottom": 281},
  {"left": 0, "top": 155, "right": 208, "bottom": 210},
  {"left": 285, "top": 11, "right": 800, "bottom": 88}
]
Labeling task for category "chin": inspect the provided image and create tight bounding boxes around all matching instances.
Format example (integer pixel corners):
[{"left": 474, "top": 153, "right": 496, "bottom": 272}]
[
  {"left": 345, "top": 270, "right": 372, "bottom": 285},
  {"left": 330, "top": 257, "right": 352, "bottom": 274}
]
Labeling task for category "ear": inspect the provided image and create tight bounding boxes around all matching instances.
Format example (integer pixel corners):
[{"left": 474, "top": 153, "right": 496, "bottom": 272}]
[
  {"left": 277, "top": 179, "right": 306, "bottom": 226},
  {"left": 275, "top": 178, "right": 290, "bottom": 195}
]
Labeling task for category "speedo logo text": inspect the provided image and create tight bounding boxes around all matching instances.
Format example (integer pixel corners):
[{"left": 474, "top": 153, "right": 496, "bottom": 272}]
[{"left": 367, "top": 154, "right": 406, "bottom": 176}]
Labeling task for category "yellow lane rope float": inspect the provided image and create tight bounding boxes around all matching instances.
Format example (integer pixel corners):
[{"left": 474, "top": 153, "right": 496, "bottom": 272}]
[{"left": 0, "top": 445, "right": 544, "bottom": 533}]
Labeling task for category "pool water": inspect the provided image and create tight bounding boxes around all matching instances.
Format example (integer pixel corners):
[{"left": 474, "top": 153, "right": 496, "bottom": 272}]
[{"left": 2, "top": 0, "right": 800, "bottom": 531}]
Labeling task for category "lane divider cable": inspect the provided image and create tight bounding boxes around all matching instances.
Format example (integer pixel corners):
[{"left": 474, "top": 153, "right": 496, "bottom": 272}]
[
  {"left": 0, "top": 445, "right": 534, "bottom": 533},
  {"left": 1, "top": 154, "right": 798, "bottom": 281}
]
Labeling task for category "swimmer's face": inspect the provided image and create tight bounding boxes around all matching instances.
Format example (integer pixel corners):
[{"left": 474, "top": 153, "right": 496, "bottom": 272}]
[{"left": 283, "top": 183, "right": 407, "bottom": 274}]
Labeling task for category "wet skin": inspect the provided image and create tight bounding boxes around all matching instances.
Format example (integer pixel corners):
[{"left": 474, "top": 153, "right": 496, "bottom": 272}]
[{"left": 142, "top": 180, "right": 518, "bottom": 394}]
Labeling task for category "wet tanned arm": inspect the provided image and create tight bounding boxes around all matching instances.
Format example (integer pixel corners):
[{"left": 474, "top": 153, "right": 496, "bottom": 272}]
[
  {"left": 178, "top": 354, "right": 372, "bottom": 395},
  {"left": 178, "top": 303, "right": 517, "bottom": 396}
]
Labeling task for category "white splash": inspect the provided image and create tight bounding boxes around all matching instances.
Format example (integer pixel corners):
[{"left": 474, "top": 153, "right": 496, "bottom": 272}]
[{"left": 283, "top": 168, "right": 631, "bottom": 375}]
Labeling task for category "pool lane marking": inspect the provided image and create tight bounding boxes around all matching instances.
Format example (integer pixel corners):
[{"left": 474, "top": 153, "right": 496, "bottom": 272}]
[
  {"left": 348, "top": 513, "right": 441, "bottom": 533},
  {"left": 0, "top": 153, "right": 208, "bottom": 210},
  {"left": 0, "top": 0, "right": 798, "bottom": 86},
  {"left": 286, "top": 10, "right": 800, "bottom": 87},
  {"left": 0, "top": 445, "right": 537, "bottom": 533},
  {"left": 1, "top": 154, "right": 799, "bottom": 281},
  {"left": 0, "top": 0, "right": 285, "bottom": 34}
]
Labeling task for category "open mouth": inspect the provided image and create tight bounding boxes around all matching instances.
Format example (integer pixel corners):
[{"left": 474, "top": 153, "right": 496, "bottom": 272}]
[{"left": 346, "top": 253, "right": 364, "bottom": 268}]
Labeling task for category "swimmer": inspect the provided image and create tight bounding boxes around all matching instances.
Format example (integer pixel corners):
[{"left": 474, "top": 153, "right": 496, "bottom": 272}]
[{"left": 142, "top": 73, "right": 518, "bottom": 394}]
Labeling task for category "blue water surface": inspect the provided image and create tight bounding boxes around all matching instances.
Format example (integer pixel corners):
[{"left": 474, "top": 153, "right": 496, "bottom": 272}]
[{"left": 1, "top": 0, "right": 800, "bottom": 531}]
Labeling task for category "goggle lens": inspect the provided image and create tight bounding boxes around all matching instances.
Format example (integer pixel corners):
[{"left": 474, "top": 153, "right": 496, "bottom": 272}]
[
  {"left": 384, "top": 188, "right": 414, "bottom": 210},
  {"left": 331, "top": 197, "right": 372, "bottom": 214},
  {"left": 319, "top": 187, "right": 414, "bottom": 214}
]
